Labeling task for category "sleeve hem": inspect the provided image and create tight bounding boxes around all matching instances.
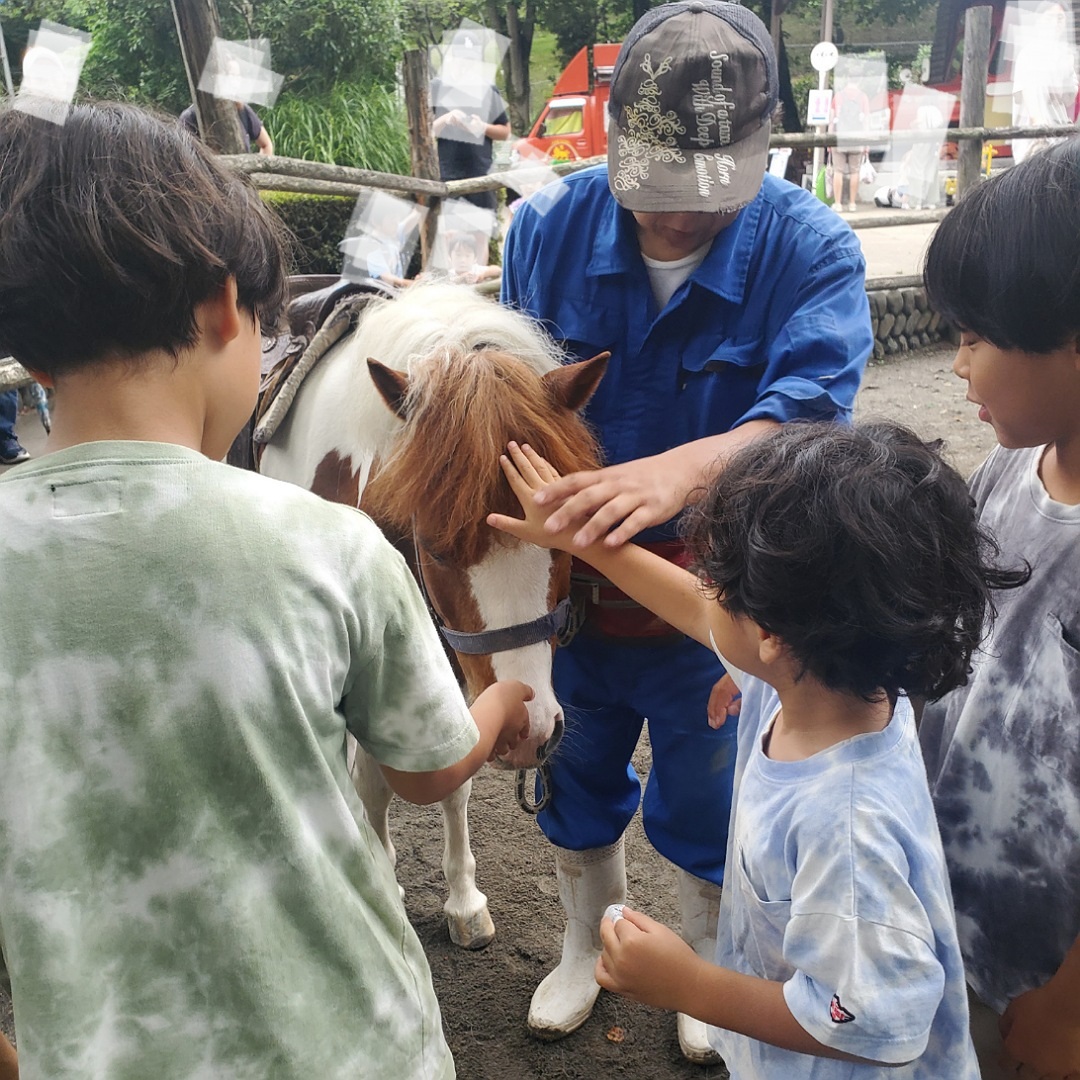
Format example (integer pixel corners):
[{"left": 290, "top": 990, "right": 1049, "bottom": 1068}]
[
  {"left": 363, "top": 712, "right": 478, "bottom": 773},
  {"left": 782, "top": 977, "right": 931, "bottom": 1065}
]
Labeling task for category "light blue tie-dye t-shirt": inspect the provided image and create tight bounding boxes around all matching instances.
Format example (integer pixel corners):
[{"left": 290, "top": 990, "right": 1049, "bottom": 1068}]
[
  {"left": 710, "top": 674, "right": 979, "bottom": 1079},
  {"left": 920, "top": 444, "right": 1080, "bottom": 1012},
  {"left": 0, "top": 442, "right": 478, "bottom": 1079}
]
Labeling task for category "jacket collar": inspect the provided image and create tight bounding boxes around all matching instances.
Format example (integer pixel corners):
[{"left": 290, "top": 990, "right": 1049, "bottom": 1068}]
[{"left": 584, "top": 182, "right": 765, "bottom": 307}]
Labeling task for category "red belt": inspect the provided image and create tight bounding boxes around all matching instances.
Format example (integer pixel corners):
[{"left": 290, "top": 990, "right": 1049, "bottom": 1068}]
[{"left": 571, "top": 540, "right": 692, "bottom": 640}]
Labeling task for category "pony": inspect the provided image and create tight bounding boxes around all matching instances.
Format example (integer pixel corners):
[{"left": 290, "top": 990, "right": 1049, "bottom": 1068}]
[{"left": 259, "top": 283, "right": 606, "bottom": 948}]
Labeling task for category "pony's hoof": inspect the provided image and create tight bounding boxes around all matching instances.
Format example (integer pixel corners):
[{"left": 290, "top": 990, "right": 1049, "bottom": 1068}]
[{"left": 447, "top": 906, "right": 496, "bottom": 950}]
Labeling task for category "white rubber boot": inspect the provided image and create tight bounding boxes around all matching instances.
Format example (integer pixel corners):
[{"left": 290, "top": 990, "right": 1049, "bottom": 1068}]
[
  {"left": 528, "top": 839, "right": 626, "bottom": 1040},
  {"left": 676, "top": 868, "right": 724, "bottom": 1065}
]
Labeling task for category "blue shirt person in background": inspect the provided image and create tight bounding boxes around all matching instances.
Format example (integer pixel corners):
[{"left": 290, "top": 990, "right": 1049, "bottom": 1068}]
[
  {"left": 489, "top": 423, "right": 1027, "bottom": 1078},
  {"left": 499, "top": 0, "right": 872, "bottom": 1061}
]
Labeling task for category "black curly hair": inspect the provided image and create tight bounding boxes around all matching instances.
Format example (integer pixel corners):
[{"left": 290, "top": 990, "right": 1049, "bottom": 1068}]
[{"left": 682, "top": 421, "right": 1029, "bottom": 702}]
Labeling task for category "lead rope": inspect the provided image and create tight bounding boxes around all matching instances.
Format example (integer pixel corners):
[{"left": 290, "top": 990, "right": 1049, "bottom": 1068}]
[
  {"left": 515, "top": 761, "right": 552, "bottom": 815},
  {"left": 514, "top": 587, "right": 584, "bottom": 815}
]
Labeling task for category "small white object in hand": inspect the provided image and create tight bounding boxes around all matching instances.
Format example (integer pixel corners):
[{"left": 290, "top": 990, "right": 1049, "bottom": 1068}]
[{"left": 603, "top": 904, "right": 625, "bottom": 924}]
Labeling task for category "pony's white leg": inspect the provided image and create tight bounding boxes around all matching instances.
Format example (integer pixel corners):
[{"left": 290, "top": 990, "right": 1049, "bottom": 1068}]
[
  {"left": 348, "top": 736, "right": 400, "bottom": 893},
  {"left": 439, "top": 779, "right": 496, "bottom": 950}
]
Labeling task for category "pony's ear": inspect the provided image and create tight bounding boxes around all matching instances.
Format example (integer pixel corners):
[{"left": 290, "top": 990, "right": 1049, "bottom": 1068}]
[
  {"left": 542, "top": 352, "right": 610, "bottom": 412},
  {"left": 367, "top": 358, "right": 411, "bottom": 419}
]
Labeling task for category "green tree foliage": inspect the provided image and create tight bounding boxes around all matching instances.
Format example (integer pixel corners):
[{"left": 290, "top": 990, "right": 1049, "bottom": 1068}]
[
  {"left": 0, "top": 0, "right": 403, "bottom": 112},
  {"left": 226, "top": 0, "right": 402, "bottom": 92},
  {"left": 541, "top": 0, "right": 657, "bottom": 65}
]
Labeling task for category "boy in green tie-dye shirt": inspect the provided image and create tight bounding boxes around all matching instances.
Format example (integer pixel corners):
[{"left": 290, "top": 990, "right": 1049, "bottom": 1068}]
[{"left": 0, "top": 103, "right": 533, "bottom": 1079}]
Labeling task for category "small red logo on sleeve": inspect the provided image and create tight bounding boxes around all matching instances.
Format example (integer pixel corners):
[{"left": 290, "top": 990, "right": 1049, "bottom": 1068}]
[{"left": 829, "top": 994, "right": 855, "bottom": 1023}]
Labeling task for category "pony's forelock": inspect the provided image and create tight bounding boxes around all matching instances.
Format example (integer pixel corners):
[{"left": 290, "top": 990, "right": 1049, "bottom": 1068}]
[{"left": 364, "top": 340, "right": 601, "bottom": 562}]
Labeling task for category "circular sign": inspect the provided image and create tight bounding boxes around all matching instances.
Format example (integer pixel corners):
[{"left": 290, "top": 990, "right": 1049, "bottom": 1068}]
[{"left": 810, "top": 41, "right": 839, "bottom": 73}]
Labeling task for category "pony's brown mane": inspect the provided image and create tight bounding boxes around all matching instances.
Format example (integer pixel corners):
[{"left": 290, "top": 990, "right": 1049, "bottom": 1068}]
[{"left": 364, "top": 347, "right": 601, "bottom": 564}]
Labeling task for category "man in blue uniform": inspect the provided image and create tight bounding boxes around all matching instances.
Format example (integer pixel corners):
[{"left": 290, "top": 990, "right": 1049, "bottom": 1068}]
[{"left": 501, "top": 0, "right": 872, "bottom": 1063}]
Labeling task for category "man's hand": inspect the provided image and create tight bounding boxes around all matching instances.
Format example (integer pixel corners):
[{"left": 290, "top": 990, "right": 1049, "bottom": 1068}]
[
  {"left": 595, "top": 906, "right": 703, "bottom": 1013},
  {"left": 999, "top": 983, "right": 1080, "bottom": 1077},
  {"left": 533, "top": 451, "right": 690, "bottom": 550}
]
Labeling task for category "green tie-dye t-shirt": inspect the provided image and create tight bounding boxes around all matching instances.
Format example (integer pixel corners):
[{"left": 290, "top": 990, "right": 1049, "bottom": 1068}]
[{"left": 0, "top": 442, "right": 478, "bottom": 1079}]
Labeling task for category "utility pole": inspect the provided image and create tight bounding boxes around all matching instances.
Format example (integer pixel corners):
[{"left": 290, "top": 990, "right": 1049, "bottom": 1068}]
[
  {"left": 170, "top": 0, "right": 246, "bottom": 155},
  {"left": 957, "top": 4, "right": 992, "bottom": 198}
]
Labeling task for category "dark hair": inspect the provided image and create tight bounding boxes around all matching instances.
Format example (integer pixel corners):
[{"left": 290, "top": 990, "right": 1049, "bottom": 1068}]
[
  {"left": 683, "top": 421, "right": 1029, "bottom": 702},
  {"left": 923, "top": 139, "right": 1080, "bottom": 352},
  {"left": 0, "top": 102, "right": 288, "bottom": 376}
]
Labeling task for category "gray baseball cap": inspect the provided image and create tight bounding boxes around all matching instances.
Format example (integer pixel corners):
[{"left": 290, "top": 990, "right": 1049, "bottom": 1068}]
[{"left": 607, "top": 1, "right": 779, "bottom": 214}]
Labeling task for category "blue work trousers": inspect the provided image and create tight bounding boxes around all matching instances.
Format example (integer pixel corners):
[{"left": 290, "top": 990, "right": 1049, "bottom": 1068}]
[{"left": 539, "top": 633, "right": 738, "bottom": 886}]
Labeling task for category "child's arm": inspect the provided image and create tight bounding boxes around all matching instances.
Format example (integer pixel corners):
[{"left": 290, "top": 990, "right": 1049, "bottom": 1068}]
[
  {"left": 0, "top": 1032, "right": 17, "bottom": 1080},
  {"left": 487, "top": 443, "right": 716, "bottom": 649},
  {"left": 999, "top": 933, "right": 1080, "bottom": 1073},
  {"left": 599, "top": 908, "right": 898, "bottom": 1066},
  {"left": 379, "top": 679, "right": 532, "bottom": 805}
]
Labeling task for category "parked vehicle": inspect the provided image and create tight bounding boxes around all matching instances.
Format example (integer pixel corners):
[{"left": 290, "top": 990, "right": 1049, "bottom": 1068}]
[{"left": 519, "top": 44, "right": 621, "bottom": 161}]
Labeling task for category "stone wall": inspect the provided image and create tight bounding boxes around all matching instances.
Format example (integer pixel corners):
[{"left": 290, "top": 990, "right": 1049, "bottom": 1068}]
[{"left": 866, "top": 286, "right": 954, "bottom": 360}]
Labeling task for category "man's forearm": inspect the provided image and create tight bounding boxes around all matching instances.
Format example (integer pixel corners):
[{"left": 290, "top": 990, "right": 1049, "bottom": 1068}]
[{"left": 663, "top": 419, "right": 780, "bottom": 506}]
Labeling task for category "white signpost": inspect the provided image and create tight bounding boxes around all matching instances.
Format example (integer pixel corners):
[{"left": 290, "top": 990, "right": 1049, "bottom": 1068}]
[{"left": 810, "top": 40, "right": 839, "bottom": 194}]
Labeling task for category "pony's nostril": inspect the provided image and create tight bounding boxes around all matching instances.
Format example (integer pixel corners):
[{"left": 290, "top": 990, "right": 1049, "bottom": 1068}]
[{"left": 538, "top": 713, "right": 564, "bottom": 763}]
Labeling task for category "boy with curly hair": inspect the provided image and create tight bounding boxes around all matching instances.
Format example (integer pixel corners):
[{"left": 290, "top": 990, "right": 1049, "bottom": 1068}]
[{"left": 490, "top": 424, "right": 1025, "bottom": 1078}]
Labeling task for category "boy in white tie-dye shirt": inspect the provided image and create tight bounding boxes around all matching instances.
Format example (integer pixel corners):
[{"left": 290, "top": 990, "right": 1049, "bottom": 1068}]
[
  {"left": 490, "top": 426, "right": 1027, "bottom": 1078},
  {"left": 0, "top": 103, "right": 532, "bottom": 1079}
]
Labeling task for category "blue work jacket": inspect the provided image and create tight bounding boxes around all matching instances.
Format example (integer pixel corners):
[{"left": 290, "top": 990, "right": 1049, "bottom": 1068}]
[{"left": 502, "top": 167, "right": 872, "bottom": 541}]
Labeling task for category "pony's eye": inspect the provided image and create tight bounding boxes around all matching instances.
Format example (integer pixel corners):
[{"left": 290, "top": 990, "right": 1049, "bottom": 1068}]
[{"left": 418, "top": 541, "right": 448, "bottom": 565}]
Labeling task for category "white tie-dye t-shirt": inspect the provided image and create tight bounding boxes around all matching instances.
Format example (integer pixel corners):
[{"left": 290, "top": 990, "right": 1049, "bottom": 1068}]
[
  {"left": 710, "top": 675, "right": 979, "bottom": 1079},
  {"left": 0, "top": 442, "right": 478, "bottom": 1079}
]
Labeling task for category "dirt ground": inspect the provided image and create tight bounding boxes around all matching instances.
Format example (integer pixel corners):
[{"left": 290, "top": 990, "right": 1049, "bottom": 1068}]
[{"left": 0, "top": 344, "right": 997, "bottom": 1077}]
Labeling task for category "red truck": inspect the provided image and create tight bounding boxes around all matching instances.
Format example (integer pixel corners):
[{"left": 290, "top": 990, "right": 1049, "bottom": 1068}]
[{"left": 519, "top": 43, "right": 621, "bottom": 162}]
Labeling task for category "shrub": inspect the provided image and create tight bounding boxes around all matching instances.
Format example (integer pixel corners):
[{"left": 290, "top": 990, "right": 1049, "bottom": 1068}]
[{"left": 262, "top": 192, "right": 355, "bottom": 275}]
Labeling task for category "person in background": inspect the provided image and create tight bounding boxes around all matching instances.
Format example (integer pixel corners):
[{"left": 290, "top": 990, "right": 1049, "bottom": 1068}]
[
  {"left": 830, "top": 76, "right": 871, "bottom": 212},
  {"left": 0, "top": 389, "right": 29, "bottom": 465},
  {"left": 501, "top": 0, "right": 872, "bottom": 1062},
  {"left": 179, "top": 100, "right": 273, "bottom": 155},
  {"left": 1010, "top": 1, "right": 1077, "bottom": 163},
  {"left": 430, "top": 34, "right": 510, "bottom": 263},
  {"left": 920, "top": 137, "right": 1080, "bottom": 1080}
]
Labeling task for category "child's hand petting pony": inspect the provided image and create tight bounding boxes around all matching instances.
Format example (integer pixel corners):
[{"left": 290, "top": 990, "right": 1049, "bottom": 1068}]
[{"left": 488, "top": 442, "right": 576, "bottom": 550}]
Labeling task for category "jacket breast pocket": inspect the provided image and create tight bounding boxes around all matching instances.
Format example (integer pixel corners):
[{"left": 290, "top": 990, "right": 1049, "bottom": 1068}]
[{"left": 678, "top": 339, "right": 765, "bottom": 394}]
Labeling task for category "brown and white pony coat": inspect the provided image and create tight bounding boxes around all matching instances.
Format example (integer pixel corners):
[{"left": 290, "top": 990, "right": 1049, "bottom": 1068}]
[{"left": 260, "top": 284, "right": 605, "bottom": 947}]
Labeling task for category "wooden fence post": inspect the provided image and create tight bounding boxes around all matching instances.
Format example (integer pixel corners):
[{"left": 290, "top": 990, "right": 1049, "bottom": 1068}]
[
  {"left": 957, "top": 4, "right": 993, "bottom": 199},
  {"left": 403, "top": 48, "right": 441, "bottom": 270},
  {"left": 170, "top": 0, "right": 246, "bottom": 155}
]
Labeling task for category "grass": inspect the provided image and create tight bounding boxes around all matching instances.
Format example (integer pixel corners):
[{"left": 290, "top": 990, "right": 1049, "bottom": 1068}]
[{"left": 270, "top": 83, "right": 410, "bottom": 173}]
